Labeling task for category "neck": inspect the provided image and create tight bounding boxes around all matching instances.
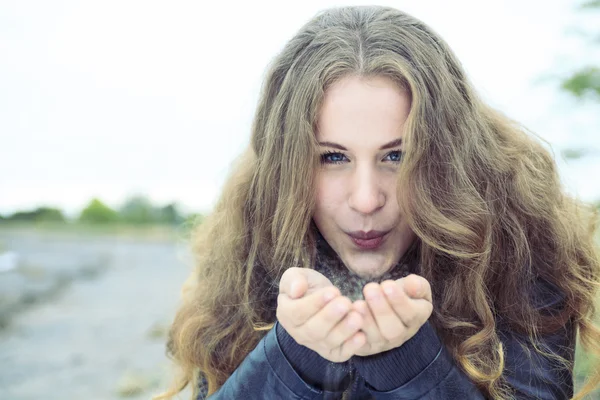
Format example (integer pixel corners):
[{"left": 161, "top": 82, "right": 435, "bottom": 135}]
[{"left": 313, "top": 235, "right": 420, "bottom": 301}]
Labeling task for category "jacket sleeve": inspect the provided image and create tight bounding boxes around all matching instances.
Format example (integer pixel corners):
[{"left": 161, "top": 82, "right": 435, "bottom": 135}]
[
  {"left": 359, "top": 321, "right": 574, "bottom": 400},
  {"left": 197, "top": 279, "right": 574, "bottom": 399},
  {"left": 360, "top": 278, "right": 574, "bottom": 400},
  {"left": 197, "top": 324, "right": 348, "bottom": 400}
]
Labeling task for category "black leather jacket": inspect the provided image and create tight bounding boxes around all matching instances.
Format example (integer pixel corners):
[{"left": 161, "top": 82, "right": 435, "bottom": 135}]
[{"left": 198, "top": 279, "right": 574, "bottom": 399}]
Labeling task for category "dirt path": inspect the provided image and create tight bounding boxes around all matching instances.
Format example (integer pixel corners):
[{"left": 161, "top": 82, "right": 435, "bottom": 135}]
[{"left": 0, "top": 230, "right": 193, "bottom": 400}]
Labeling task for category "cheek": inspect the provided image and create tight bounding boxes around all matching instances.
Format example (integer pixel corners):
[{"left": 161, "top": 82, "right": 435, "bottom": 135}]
[
  {"left": 314, "top": 173, "right": 346, "bottom": 211},
  {"left": 397, "top": 221, "right": 415, "bottom": 241}
]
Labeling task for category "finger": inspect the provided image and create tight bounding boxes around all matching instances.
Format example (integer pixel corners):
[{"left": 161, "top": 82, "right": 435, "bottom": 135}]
[
  {"left": 383, "top": 279, "right": 432, "bottom": 332},
  {"left": 277, "top": 286, "right": 340, "bottom": 328},
  {"left": 352, "top": 299, "right": 383, "bottom": 344},
  {"left": 402, "top": 274, "right": 432, "bottom": 303},
  {"left": 279, "top": 267, "right": 308, "bottom": 299},
  {"left": 364, "top": 282, "right": 406, "bottom": 341},
  {"left": 332, "top": 330, "right": 366, "bottom": 362},
  {"left": 322, "top": 309, "right": 364, "bottom": 349},
  {"left": 303, "top": 296, "right": 354, "bottom": 343}
]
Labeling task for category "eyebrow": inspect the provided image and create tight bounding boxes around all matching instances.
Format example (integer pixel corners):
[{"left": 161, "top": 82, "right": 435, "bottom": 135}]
[{"left": 318, "top": 138, "right": 403, "bottom": 151}]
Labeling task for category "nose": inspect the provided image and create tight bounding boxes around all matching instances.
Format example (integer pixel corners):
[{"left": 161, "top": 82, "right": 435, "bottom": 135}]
[{"left": 348, "top": 165, "right": 385, "bottom": 215}]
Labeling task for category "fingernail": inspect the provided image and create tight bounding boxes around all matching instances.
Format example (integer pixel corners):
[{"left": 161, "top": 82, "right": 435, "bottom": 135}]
[
  {"left": 366, "top": 290, "right": 380, "bottom": 301},
  {"left": 355, "top": 303, "right": 367, "bottom": 316},
  {"left": 346, "top": 316, "right": 357, "bottom": 329},
  {"left": 383, "top": 285, "right": 395, "bottom": 297},
  {"left": 323, "top": 290, "right": 335, "bottom": 302},
  {"left": 412, "top": 281, "right": 424, "bottom": 297},
  {"left": 336, "top": 303, "right": 349, "bottom": 314},
  {"left": 290, "top": 282, "right": 300, "bottom": 297}
]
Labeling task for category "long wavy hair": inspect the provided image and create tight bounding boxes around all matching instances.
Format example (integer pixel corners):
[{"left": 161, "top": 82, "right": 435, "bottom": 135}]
[{"left": 156, "top": 6, "right": 600, "bottom": 399}]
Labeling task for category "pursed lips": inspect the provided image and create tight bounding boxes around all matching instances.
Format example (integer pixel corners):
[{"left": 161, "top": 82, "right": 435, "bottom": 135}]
[
  {"left": 346, "top": 230, "right": 389, "bottom": 250},
  {"left": 346, "top": 230, "right": 388, "bottom": 240}
]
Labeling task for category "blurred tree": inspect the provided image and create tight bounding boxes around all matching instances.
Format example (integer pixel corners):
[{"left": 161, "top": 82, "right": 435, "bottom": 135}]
[
  {"left": 559, "top": 0, "right": 600, "bottom": 161},
  {"left": 185, "top": 212, "right": 204, "bottom": 226},
  {"left": 562, "top": 66, "right": 600, "bottom": 100},
  {"left": 35, "top": 207, "right": 66, "bottom": 222},
  {"left": 562, "top": 1, "right": 600, "bottom": 101},
  {"left": 158, "top": 203, "right": 185, "bottom": 225},
  {"left": 583, "top": 0, "right": 600, "bottom": 9},
  {"left": 177, "top": 212, "right": 205, "bottom": 233},
  {"left": 7, "top": 211, "right": 35, "bottom": 221},
  {"left": 79, "top": 198, "right": 119, "bottom": 223},
  {"left": 118, "top": 195, "right": 159, "bottom": 224},
  {"left": 5, "top": 207, "right": 66, "bottom": 223}
]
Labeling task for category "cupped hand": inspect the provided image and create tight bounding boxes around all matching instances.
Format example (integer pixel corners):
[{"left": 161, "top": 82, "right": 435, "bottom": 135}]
[
  {"left": 351, "top": 274, "right": 433, "bottom": 357},
  {"left": 277, "top": 267, "right": 367, "bottom": 362}
]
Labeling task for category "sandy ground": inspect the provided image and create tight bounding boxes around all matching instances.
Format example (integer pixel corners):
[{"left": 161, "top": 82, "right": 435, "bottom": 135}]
[{"left": 0, "top": 229, "right": 193, "bottom": 400}]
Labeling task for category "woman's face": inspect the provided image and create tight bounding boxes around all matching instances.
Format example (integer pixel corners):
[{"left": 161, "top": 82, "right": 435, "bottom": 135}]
[{"left": 313, "top": 74, "right": 416, "bottom": 279}]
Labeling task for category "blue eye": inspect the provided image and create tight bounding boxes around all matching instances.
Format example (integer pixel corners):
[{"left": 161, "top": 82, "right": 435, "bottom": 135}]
[
  {"left": 384, "top": 150, "right": 403, "bottom": 163},
  {"left": 321, "top": 151, "right": 348, "bottom": 164}
]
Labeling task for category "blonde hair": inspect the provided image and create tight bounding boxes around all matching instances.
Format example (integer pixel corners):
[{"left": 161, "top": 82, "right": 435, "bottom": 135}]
[{"left": 157, "top": 6, "right": 600, "bottom": 399}]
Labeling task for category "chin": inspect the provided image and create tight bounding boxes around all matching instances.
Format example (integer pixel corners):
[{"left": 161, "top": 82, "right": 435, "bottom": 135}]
[{"left": 346, "top": 259, "right": 393, "bottom": 279}]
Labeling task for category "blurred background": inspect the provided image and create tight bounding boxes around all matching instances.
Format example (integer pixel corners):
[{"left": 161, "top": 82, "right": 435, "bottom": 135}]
[{"left": 0, "top": 0, "right": 599, "bottom": 399}]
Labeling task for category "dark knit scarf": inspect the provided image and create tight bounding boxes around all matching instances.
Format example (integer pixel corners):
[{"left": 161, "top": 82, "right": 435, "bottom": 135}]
[{"left": 312, "top": 235, "right": 420, "bottom": 302}]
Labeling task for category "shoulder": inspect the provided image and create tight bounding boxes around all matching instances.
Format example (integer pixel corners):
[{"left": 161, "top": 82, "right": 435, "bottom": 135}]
[
  {"left": 496, "top": 275, "right": 573, "bottom": 339},
  {"left": 497, "top": 278, "right": 576, "bottom": 397},
  {"left": 530, "top": 276, "right": 567, "bottom": 314}
]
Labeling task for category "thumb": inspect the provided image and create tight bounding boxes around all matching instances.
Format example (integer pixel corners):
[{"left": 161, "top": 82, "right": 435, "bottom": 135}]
[{"left": 279, "top": 267, "right": 309, "bottom": 299}]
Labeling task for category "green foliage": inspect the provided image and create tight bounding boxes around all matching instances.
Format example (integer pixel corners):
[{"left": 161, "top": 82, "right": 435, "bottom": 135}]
[
  {"left": 559, "top": 1, "right": 600, "bottom": 162},
  {"left": 35, "top": 207, "right": 66, "bottom": 222},
  {"left": 562, "top": 149, "right": 585, "bottom": 160},
  {"left": 157, "top": 203, "right": 185, "bottom": 225},
  {"left": 117, "top": 196, "right": 185, "bottom": 225},
  {"left": 185, "top": 212, "right": 204, "bottom": 225},
  {"left": 118, "top": 195, "right": 157, "bottom": 224},
  {"left": 561, "top": 2, "right": 600, "bottom": 102},
  {"left": 581, "top": 0, "right": 600, "bottom": 9},
  {"left": 561, "top": 67, "right": 600, "bottom": 99},
  {"left": 4, "top": 207, "right": 66, "bottom": 223},
  {"left": 8, "top": 211, "right": 37, "bottom": 222},
  {"left": 560, "top": 148, "right": 598, "bottom": 160},
  {"left": 79, "top": 198, "right": 119, "bottom": 224},
  {"left": 3, "top": 196, "right": 194, "bottom": 227}
]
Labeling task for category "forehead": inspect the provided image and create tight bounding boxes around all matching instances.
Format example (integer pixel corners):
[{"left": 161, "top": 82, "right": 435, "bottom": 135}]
[{"left": 316, "top": 75, "right": 410, "bottom": 144}]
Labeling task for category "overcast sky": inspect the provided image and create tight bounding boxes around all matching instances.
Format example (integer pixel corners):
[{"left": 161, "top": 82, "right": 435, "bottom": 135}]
[{"left": 1, "top": 0, "right": 599, "bottom": 216}]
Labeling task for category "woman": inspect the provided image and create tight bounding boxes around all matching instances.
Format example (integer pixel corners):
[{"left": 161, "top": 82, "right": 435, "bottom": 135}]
[{"left": 157, "top": 6, "right": 600, "bottom": 400}]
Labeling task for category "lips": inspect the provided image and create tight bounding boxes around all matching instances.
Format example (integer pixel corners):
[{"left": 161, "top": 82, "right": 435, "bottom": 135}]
[{"left": 347, "top": 230, "right": 388, "bottom": 250}]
